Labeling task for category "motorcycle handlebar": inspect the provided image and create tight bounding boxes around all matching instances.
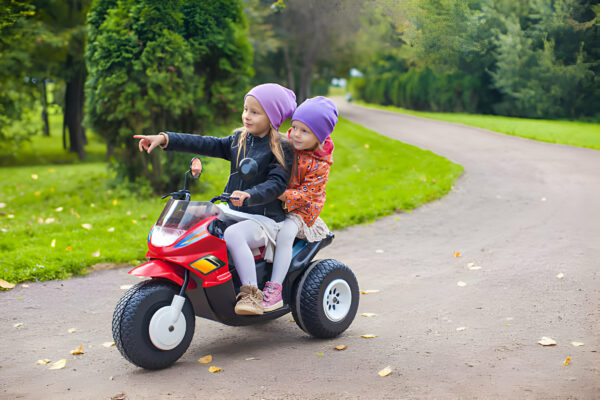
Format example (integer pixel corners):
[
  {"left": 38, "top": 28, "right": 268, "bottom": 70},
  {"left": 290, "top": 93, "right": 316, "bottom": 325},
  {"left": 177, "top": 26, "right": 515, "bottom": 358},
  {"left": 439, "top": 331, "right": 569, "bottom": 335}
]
[{"left": 210, "top": 193, "right": 248, "bottom": 206}]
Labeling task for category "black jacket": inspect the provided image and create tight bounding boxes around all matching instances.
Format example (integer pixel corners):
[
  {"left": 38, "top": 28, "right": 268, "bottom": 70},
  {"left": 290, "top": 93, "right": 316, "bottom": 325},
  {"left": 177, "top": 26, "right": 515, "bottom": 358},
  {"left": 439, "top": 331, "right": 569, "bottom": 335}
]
[{"left": 165, "top": 131, "right": 293, "bottom": 222}]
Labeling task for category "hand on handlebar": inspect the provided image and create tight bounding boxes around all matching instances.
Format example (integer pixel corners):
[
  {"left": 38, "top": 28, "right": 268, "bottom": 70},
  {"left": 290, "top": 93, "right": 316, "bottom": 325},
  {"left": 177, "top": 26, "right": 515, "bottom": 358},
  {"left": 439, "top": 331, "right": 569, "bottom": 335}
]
[{"left": 230, "top": 190, "right": 250, "bottom": 207}]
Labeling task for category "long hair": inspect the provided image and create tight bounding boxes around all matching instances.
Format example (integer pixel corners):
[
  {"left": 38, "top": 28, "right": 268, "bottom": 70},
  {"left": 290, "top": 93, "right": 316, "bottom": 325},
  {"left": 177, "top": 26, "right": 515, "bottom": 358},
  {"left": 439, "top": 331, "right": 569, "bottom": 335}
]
[{"left": 235, "top": 126, "right": 287, "bottom": 169}]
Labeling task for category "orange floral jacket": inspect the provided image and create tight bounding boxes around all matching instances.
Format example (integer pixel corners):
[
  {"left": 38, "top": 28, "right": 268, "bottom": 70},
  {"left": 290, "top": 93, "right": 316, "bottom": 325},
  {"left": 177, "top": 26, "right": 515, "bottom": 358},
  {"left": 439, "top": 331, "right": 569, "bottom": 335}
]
[{"left": 284, "top": 136, "right": 334, "bottom": 226}]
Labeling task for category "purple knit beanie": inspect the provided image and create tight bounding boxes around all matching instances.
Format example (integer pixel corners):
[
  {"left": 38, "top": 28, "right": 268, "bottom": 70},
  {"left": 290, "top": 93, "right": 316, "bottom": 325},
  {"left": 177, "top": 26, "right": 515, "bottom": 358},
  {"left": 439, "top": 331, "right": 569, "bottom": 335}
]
[
  {"left": 245, "top": 83, "right": 296, "bottom": 130},
  {"left": 292, "top": 97, "right": 338, "bottom": 143}
]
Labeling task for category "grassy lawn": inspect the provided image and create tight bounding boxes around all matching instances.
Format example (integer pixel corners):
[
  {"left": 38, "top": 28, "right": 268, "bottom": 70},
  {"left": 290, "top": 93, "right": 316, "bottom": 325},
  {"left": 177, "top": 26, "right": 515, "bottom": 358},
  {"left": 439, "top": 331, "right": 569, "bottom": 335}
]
[
  {"left": 0, "top": 117, "right": 463, "bottom": 284},
  {"left": 354, "top": 100, "right": 600, "bottom": 150}
]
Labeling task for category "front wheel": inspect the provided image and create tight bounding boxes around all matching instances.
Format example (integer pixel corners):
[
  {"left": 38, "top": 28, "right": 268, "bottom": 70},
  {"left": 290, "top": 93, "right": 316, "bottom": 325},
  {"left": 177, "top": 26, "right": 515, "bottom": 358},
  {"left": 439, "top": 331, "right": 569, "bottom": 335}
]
[
  {"left": 112, "top": 279, "right": 195, "bottom": 370},
  {"left": 292, "top": 259, "right": 359, "bottom": 338}
]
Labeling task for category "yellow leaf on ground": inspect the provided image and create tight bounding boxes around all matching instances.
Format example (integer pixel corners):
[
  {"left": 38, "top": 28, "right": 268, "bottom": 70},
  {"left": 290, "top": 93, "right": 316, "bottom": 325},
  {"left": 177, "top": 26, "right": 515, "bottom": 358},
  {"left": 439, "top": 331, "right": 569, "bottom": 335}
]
[
  {"left": 361, "top": 334, "right": 377, "bottom": 339},
  {"left": 208, "top": 366, "right": 222, "bottom": 373},
  {"left": 453, "top": 252, "right": 461, "bottom": 257},
  {"left": 13, "top": 322, "right": 23, "bottom": 328},
  {"left": 68, "top": 328, "right": 77, "bottom": 333},
  {"left": 49, "top": 359, "right": 66, "bottom": 370},
  {"left": 198, "top": 355, "right": 212, "bottom": 364},
  {"left": 317, "top": 353, "right": 324, "bottom": 357},
  {"left": 563, "top": 356, "right": 572, "bottom": 366},
  {"left": 378, "top": 366, "right": 392, "bottom": 377},
  {"left": 361, "top": 313, "right": 378, "bottom": 317},
  {"left": 36, "top": 359, "right": 51, "bottom": 365},
  {"left": 571, "top": 342, "right": 584, "bottom": 347},
  {"left": 102, "top": 342, "right": 116, "bottom": 348},
  {"left": 537, "top": 337, "right": 557, "bottom": 346},
  {"left": 334, "top": 345, "right": 347, "bottom": 351},
  {"left": 0, "top": 279, "right": 16, "bottom": 289},
  {"left": 556, "top": 272, "right": 565, "bottom": 279},
  {"left": 81, "top": 223, "right": 92, "bottom": 230},
  {"left": 360, "top": 290, "right": 380, "bottom": 295},
  {"left": 70, "top": 345, "right": 84, "bottom": 355},
  {"left": 289, "top": 317, "right": 295, "bottom": 322}
]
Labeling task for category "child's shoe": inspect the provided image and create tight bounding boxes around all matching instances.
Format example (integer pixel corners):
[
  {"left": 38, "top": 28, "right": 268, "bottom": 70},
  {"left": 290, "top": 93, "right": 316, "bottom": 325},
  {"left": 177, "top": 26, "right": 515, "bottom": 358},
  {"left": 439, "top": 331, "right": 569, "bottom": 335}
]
[
  {"left": 262, "top": 281, "right": 283, "bottom": 312},
  {"left": 234, "top": 285, "right": 264, "bottom": 315}
]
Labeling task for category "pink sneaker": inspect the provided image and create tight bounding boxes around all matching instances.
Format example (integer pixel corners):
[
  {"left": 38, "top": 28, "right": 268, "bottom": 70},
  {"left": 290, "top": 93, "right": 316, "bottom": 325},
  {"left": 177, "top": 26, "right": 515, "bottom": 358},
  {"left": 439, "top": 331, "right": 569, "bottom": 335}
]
[{"left": 262, "top": 281, "right": 283, "bottom": 312}]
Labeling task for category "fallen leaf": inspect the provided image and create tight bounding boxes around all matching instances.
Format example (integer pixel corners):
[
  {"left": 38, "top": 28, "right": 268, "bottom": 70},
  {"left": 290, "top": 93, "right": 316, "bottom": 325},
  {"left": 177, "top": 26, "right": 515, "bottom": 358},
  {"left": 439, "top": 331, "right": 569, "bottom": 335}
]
[
  {"left": 317, "top": 353, "right": 324, "bottom": 357},
  {"left": 453, "top": 252, "right": 461, "bottom": 258},
  {"left": 361, "top": 313, "right": 378, "bottom": 317},
  {"left": 49, "top": 359, "right": 66, "bottom": 370},
  {"left": 571, "top": 342, "right": 584, "bottom": 347},
  {"left": 537, "top": 337, "right": 557, "bottom": 346},
  {"left": 102, "top": 342, "right": 116, "bottom": 348},
  {"left": 456, "top": 327, "right": 467, "bottom": 332},
  {"left": 120, "top": 284, "right": 133, "bottom": 290},
  {"left": 70, "top": 345, "right": 84, "bottom": 355},
  {"left": 0, "top": 279, "right": 16, "bottom": 289},
  {"left": 68, "top": 328, "right": 77, "bottom": 333},
  {"left": 51, "top": 239, "right": 56, "bottom": 248},
  {"left": 563, "top": 356, "right": 572, "bottom": 366},
  {"left": 457, "top": 281, "right": 467, "bottom": 287},
  {"left": 360, "top": 290, "right": 380, "bottom": 295},
  {"left": 198, "top": 355, "right": 212, "bottom": 364},
  {"left": 556, "top": 273, "right": 564, "bottom": 279},
  {"left": 361, "top": 334, "right": 377, "bottom": 339},
  {"left": 289, "top": 317, "right": 295, "bottom": 322},
  {"left": 92, "top": 250, "right": 100, "bottom": 257},
  {"left": 81, "top": 223, "right": 92, "bottom": 230},
  {"left": 378, "top": 366, "right": 392, "bottom": 377},
  {"left": 334, "top": 345, "right": 347, "bottom": 351},
  {"left": 36, "top": 359, "right": 51, "bottom": 365},
  {"left": 208, "top": 366, "right": 222, "bottom": 373},
  {"left": 13, "top": 322, "right": 23, "bottom": 328}
]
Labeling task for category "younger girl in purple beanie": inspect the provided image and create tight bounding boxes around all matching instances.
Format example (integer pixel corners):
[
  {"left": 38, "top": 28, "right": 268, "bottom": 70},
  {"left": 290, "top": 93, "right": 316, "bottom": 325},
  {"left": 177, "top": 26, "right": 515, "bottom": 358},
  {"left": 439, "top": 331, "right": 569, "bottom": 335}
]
[
  {"left": 134, "top": 83, "right": 296, "bottom": 315},
  {"left": 262, "top": 97, "right": 338, "bottom": 311}
]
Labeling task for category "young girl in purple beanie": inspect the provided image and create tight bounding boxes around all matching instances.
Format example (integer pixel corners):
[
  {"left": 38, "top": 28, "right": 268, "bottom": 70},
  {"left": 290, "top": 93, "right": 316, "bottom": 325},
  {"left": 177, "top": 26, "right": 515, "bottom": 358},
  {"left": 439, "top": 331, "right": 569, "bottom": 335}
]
[
  {"left": 135, "top": 83, "right": 296, "bottom": 315},
  {"left": 262, "top": 96, "right": 338, "bottom": 311}
]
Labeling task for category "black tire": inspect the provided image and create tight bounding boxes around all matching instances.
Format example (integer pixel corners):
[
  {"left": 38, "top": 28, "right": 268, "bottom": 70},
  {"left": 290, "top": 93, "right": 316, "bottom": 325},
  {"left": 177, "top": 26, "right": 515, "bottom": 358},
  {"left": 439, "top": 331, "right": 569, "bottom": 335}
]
[
  {"left": 292, "top": 259, "right": 359, "bottom": 339},
  {"left": 112, "top": 279, "right": 195, "bottom": 370}
]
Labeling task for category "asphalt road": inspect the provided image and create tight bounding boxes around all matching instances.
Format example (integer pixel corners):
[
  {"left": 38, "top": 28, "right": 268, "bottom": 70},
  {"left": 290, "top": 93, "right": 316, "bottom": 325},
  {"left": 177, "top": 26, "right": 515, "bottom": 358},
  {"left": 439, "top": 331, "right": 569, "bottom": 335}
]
[{"left": 2, "top": 101, "right": 599, "bottom": 399}]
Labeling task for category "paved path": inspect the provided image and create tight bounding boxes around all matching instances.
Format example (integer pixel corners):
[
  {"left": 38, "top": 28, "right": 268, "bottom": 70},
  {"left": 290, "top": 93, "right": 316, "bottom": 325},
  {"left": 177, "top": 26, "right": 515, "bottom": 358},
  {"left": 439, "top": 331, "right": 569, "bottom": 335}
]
[{"left": 2, "top": 102, "right": 599, "bottom": 399}]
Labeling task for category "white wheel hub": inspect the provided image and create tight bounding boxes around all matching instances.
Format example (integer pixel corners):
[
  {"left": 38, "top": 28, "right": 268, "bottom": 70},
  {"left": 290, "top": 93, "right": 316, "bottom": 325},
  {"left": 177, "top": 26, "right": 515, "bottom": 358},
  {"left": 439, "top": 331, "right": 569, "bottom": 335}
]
[
  {"left": 323, "top": 279, "right": 352, "bottom": 322},
  {"left": 148, "top": 306, "right": 186, "bottom": 350}
]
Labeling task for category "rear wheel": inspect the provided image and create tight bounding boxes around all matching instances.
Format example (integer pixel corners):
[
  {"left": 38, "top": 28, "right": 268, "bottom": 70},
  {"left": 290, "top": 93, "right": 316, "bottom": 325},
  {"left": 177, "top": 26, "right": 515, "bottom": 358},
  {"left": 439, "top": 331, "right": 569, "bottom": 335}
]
[
  {"left": 292, "top": 259, "right": 359, "bottom": 338},
  {"left": 112, "top": 279, "right": 195, "bottom": 370}
]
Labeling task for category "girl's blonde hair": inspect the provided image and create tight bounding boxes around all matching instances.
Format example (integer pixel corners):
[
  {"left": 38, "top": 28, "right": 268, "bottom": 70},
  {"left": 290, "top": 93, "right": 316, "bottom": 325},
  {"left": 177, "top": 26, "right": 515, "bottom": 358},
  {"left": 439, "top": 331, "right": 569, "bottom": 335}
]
[{"left": 235, "top": 126, "right": 287, "bottom": 169}]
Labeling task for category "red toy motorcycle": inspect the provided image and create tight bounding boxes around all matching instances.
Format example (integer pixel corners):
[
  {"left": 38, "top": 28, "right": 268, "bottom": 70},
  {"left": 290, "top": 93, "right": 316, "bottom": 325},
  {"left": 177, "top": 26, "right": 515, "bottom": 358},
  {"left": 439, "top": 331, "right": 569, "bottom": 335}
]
[{"left": 112, "top": 158, "right": 359, "bottom": 370}]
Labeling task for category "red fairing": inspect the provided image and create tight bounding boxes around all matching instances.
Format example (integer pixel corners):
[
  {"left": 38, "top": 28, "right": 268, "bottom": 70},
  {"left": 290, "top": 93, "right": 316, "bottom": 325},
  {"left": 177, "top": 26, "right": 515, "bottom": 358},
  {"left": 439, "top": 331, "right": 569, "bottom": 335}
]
[
  {"left": 129, "top": 259, "right": 198, "bottom": 289},
  {"left": 144, "top": 216, "right": 231, "bottom": 287}
]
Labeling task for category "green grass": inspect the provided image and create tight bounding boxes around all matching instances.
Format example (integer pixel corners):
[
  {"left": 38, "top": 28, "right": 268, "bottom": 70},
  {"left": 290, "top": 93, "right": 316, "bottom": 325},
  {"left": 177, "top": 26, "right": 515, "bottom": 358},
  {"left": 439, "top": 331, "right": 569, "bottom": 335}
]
[
  {"left": 0, "top": 110, "right": 107, "bottom": 166},
  {"left": 354, "top": 101, "right": 600, "bottom": 150},
  {"left": 0, "top": 117, "right": 462, "bottom": 284}
]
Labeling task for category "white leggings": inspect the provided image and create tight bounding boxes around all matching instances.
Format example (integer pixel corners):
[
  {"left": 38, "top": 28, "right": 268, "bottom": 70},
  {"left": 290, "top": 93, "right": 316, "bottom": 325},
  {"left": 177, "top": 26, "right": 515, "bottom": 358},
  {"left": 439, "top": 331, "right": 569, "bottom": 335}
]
[
  {"left": 223, "top": 220, "right": 267, "bottom": 287},
  {"left": 271, "top": 218, "right": 299, "bottom": 284}
]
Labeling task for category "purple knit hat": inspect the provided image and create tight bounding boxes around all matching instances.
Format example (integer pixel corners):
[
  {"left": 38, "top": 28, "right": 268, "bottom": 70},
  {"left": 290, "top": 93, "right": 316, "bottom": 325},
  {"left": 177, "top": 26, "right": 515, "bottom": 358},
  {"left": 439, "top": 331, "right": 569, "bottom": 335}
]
[
  {"left": 245, "top": 83, "right": 296, "bottom": 130},
  {"left": 292, "top": 97, "right": 338, "bottom": 143}
]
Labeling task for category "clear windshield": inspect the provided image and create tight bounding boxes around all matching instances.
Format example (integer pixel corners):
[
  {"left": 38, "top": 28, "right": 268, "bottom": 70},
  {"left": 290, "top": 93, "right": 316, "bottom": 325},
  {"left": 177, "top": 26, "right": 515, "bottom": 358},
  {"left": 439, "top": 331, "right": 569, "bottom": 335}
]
[{"left": 150, "top": 199, "right": 222, "bottom": 247}]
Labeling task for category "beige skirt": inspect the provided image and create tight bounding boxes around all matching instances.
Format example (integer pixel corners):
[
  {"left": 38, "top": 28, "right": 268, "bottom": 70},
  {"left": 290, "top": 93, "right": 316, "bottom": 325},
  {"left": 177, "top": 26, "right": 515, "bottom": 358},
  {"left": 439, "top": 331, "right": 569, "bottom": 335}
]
[{"left": 286, "top": 213, "right": 330, "bottom": 243}]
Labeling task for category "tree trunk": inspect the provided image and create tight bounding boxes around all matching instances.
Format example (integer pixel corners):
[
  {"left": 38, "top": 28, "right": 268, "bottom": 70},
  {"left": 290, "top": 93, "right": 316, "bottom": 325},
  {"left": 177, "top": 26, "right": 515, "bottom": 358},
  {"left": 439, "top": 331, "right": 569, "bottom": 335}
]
[
  {"left": 63, "top": 55, "right": 86, "bottom": 160},
  {"left": 41, "top": 80, "right": 50, "bottom": 137},
  {"left": 283, "top": 45, "right": 295, "bottom": 91}
]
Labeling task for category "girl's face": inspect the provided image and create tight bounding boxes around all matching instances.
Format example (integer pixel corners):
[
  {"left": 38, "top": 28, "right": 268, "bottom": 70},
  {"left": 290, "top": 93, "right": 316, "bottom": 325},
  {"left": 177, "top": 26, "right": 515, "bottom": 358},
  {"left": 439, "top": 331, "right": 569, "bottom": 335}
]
[
  {"left": 290, "top": 120, "right": 320, "bottom": 151},
  {"left": 242, "top": 96, "right": 271, "bottom": 138}
]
